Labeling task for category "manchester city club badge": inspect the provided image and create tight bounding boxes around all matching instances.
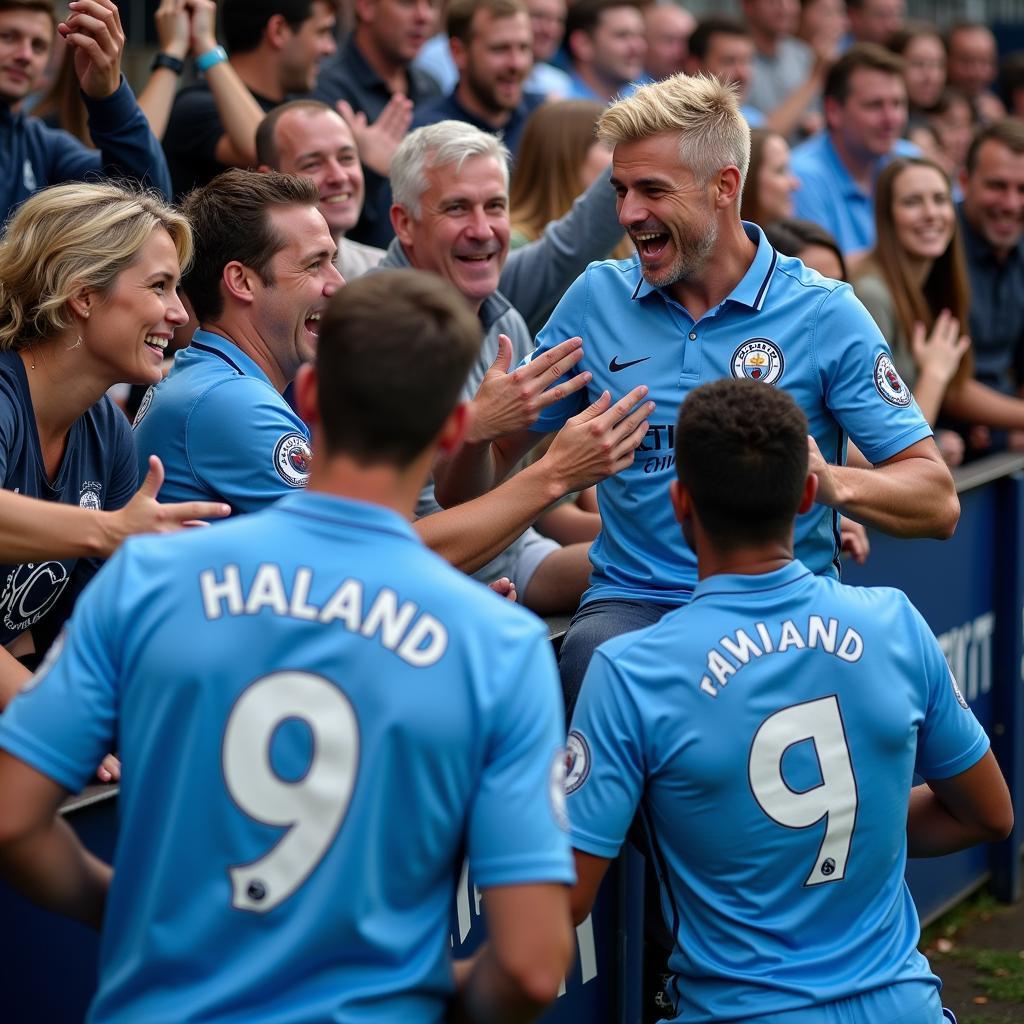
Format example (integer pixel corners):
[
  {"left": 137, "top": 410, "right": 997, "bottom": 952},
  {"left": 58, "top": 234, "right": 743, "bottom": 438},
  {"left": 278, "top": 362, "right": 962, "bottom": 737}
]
[{"left": 730, "top": 338, "right": 785, "bottom": 385}]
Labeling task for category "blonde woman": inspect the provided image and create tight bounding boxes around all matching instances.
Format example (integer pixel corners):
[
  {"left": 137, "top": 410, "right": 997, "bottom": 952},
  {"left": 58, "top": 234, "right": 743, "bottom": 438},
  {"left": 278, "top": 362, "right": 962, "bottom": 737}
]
[{"left": 0, "top": 181, "right": 198, "bottom": 732}]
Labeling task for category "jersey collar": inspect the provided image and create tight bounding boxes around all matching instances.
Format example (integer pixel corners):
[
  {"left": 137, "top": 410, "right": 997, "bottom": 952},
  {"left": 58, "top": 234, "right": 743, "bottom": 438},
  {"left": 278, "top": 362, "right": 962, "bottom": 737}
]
[
  {"left": 690, "top": 559, "right": 813, "bottom": 603},
  {"left": 189, "top": 328, "right": 277, "bottom": 389},
  {"left": 275, "top": 489, "right": 421, "bottom": 543},
  {"left": 629, "top": 222, "right": 778, "bottom": 312}
]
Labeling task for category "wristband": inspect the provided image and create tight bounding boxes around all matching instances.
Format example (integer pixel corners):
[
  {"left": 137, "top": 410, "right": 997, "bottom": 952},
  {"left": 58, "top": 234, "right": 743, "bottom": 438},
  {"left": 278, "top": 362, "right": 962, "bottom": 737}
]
[
  {"left": 196, "top": 45, "right": 228, "bottom": 73},
  {"left": 150, "top": 52, "right": 185, "bottom": 75}
]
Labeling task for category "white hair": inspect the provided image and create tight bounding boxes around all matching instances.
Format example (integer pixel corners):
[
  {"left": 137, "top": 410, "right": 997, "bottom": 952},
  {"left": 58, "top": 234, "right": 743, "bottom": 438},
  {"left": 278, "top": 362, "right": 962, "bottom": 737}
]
[{"left": 390, "top": 121, "right": 511, "bottom": 216}]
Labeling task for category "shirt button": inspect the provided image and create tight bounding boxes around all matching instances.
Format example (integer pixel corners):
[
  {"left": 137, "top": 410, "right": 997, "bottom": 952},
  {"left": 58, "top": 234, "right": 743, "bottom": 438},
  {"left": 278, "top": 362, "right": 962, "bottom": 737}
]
[{"left": 688, "top": 332, "right": 697, "bottom": 340}]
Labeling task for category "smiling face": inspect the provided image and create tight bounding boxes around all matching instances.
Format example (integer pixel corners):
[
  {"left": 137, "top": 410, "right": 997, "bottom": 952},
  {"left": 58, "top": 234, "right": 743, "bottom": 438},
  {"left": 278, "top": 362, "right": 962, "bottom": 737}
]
[
  {"left": 251, "top": 205, "right": 343, "bottom": 381},
  {"left": 279, "top": 0, "right": 338, "bottom": 93},
  {"left": 756, "top": 133, "right": 799, "bottom": 222},
  {"left": 890, "top": 163, "right": 954, "bottom": 263},
  {"left": 394, "top": 154, "right": 510, "bottom": 311},
  {"left": 612, "top": 131, "right": 718, "bottom": 291},
  {"left": 272, "top": 108, "right": 365, "bottom": 237},
  {"left": 85, "top": 228, "right": 188, "bottom": 386},
  {"left": 962, "top": 138, "right": 1024, "bottom": 260},
  {"left": 0, "top": 8, "right": 52, "bottom": 105},
  {"left": 455, "top": 9, "right": 534, "bottom": 116}
]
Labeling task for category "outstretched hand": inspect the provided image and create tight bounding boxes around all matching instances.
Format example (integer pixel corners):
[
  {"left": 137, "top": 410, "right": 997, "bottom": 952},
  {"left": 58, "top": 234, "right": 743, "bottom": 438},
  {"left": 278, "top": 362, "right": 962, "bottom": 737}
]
[
  {"left": 336, "top": 94, "right": 413, "bottom": 177},
  {"left": 543, "top": 386, "right": 654, "bottom": 493},
  {"left": 104, "top": 456, "right": 230, "bottom": 555},
  {"left": 468, "top": 335, "right": 591, "bottom": 444}
]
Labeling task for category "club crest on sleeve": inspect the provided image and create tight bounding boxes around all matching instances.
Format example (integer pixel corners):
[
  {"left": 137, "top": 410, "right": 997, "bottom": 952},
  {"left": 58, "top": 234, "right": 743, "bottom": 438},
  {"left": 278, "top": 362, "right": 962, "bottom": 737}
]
[
  {"left": 730, "top": 338, "right": 784, "bottom": 385},
  {"left": 948, "top": 667, "right": 970, "bottom": 710},
  {"left": 549, "top": 749, "right": 569, "bottom": 830},
  {"left": 873, "top": 353, "right": 911, "bottom": 407},
  {"left": 564, "top": 730, "right": 591, "bottom": 795},
  {"left": 132, "top": 385, "right": 155, "bottom": 428},
  {"left": 273, "top": 432, "right": 312, "bottom": 488}
]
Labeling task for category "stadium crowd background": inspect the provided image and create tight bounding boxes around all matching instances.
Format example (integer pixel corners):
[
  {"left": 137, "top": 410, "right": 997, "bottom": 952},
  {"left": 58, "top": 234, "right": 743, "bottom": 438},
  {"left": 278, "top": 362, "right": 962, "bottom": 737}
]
[{"left": 0, "top": 0, "right": 1022, "bottom": 1021}]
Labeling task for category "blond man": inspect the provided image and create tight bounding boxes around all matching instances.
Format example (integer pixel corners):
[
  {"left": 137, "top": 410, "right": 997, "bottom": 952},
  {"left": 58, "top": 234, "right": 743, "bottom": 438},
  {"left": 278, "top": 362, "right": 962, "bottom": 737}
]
[{"left": 432, "top": 72, "right": 960, "bottom": 709}]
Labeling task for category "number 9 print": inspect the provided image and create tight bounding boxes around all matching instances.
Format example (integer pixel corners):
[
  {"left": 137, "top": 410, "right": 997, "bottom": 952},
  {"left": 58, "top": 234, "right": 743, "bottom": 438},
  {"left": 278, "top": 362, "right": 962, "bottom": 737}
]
[
  {"left": 222, "top": 671, "right": 360, "bottom": 913},
  {"left": 748, "top": 695, "right": 858, "bottom": 887}
]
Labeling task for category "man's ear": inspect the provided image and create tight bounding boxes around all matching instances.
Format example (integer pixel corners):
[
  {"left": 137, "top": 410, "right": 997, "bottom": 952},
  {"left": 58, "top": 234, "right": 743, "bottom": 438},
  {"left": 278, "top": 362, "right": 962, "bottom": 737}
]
[
  {"left": 436, "top": 401, "right": 470, "bottom": 456},
  {"left": 669, "top": 477, "right": 690, "bottom": 527},
  {"left": 222, "top": 261, "right": 258, "bottom": 305},
  {"left": 264, "top": 13, "right": 293, "bottom": 51},
  {"left": 715, "top": 165, "right": 743, "bottom": 208},
  {"left": 798, "top": 471, "right": 818, "bottom": 514},
  {"left": 295, "top": 362, "right": 319, "bottom": 426},
  {"left": 449, "top": 35, "right": 469, "bottom": 76},
  {"left": 391, "top": 203, "right": 415, "bottom": 247}
]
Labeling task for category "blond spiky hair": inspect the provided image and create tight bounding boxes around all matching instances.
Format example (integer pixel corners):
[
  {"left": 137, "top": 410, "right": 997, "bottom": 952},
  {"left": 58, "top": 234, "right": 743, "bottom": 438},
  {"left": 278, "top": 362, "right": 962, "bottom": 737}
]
[{"left": 597, "top": 73, "right": 750, "bottom": 187}]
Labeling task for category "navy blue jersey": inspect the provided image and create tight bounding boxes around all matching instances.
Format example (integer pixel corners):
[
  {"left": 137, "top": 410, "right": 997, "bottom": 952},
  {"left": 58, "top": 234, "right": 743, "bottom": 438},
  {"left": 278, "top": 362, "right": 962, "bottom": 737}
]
[{"left": 0, "top": 351, "right": 137, "bottom": 649}]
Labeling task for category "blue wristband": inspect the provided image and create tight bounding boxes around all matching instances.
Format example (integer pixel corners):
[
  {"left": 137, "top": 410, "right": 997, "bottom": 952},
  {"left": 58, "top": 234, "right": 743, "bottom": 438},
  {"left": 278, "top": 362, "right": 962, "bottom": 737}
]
[{"left": 196, "top": 46, "right": 228, "bottom": 73}]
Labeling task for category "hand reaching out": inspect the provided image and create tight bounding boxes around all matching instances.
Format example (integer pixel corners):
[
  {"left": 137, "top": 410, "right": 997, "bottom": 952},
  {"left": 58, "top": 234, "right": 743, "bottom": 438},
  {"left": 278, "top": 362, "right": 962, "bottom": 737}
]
[{"left": 337, "top": 94, "right": 413, "bottom": 177}]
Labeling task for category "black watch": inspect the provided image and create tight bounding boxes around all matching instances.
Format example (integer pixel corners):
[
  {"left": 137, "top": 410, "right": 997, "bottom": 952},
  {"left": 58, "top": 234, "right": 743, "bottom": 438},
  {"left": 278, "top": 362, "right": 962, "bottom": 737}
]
[{"left": 151, "top": 52, "right": 185, "bottom": 75}]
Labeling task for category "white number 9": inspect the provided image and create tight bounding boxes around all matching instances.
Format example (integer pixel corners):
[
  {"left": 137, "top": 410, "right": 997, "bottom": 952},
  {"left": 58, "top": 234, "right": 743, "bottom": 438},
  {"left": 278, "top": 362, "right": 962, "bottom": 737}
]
[
  {"left": 222, "top": 670, "right": 359, "bottom": 913},
  {"left": 748, "top": 695, "right": 858, "bottom": 887}
]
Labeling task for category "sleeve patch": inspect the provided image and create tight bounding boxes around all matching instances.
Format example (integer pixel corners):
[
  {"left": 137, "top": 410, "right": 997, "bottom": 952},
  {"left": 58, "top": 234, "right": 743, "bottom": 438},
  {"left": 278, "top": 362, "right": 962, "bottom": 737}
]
[
  {"left": 873, "top": 353, "right": 912, "bottom": 407},
  {"left": 273, "top": 433, "right": 312, "bottom": 488},
  {"left": 565, "top": 729, "right": 591, "bottom": 795}
]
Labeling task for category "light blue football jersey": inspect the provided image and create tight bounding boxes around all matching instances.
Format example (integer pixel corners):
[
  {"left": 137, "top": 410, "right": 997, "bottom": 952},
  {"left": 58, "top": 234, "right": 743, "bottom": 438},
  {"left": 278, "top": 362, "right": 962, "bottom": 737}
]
[
  {"left": 567, "top": 560, "right": 988, "bottom": 1023},
  {"left": 527, "top": 225, "right": 932, "bottom": 606},
  {"left": 133, "top": 329, "right": 312, "bottom": 513},
  {"left": 0, "top": 491, "right": 573, "bottom": 1023}
]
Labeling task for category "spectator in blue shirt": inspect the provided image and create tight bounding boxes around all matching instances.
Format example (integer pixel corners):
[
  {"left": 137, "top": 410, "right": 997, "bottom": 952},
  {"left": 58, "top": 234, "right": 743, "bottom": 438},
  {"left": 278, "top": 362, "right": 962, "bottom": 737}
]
[
  {"left": 792, "top": 43, "right": 917, "bottom": 259},
  {"left": 0, "top": 0, "right": 170, "bottom": 219},
  {"left": 413, "top": 0, "right": 545, "bottom": 156}
]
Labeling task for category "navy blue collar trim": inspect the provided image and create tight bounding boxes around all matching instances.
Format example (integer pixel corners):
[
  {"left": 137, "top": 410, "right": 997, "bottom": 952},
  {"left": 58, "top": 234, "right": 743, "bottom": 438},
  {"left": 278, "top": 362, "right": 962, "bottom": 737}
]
[
  {"left": 191, "top": 340, "right": 245, "bottom": 376},
  {"left": 752, "top": 248, "right": 778, "bottom": 310}
]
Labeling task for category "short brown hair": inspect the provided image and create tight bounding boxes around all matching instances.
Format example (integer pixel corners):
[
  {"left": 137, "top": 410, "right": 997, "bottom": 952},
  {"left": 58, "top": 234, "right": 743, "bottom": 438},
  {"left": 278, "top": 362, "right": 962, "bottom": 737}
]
[
  {"left": 446, "top": 0, "right": 526, "bottom": 42},
  {"left": 181, "top": 169, "right": 319, "bottom": 323},
  {"left": 255, "top": 99, "right": 335, "bottom": 168},
  {"left": 965, "top": 118, "right": 1024, "bottom": 175},
  {"left": 0, "top": 0, "right": 55, "bottom": 23},
  {"left": 317, "top": 270, "right": 481, "bottom": 465},
  {"left": 824, "top": 43, "right": 905, "bottom": 104}
]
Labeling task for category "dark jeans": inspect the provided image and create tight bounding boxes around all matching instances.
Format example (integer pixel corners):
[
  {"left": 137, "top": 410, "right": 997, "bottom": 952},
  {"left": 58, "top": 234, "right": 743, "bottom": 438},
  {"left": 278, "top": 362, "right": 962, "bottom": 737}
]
[{"left": 558, "top": 598, "right": 675, "bottom": 721}]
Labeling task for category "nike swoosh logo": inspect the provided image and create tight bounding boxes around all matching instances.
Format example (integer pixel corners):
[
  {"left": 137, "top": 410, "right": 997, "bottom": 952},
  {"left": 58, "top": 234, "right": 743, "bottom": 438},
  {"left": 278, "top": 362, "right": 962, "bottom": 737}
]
[{"left": 608, "top": 355, "right": 651, "bottom": 372}]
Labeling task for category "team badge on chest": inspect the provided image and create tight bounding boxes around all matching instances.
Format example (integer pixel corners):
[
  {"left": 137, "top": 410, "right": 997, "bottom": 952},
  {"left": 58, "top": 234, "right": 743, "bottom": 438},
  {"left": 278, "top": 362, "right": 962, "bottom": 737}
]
[{"left": 731, "top": 338, "right": 785, "bottom": 385}]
